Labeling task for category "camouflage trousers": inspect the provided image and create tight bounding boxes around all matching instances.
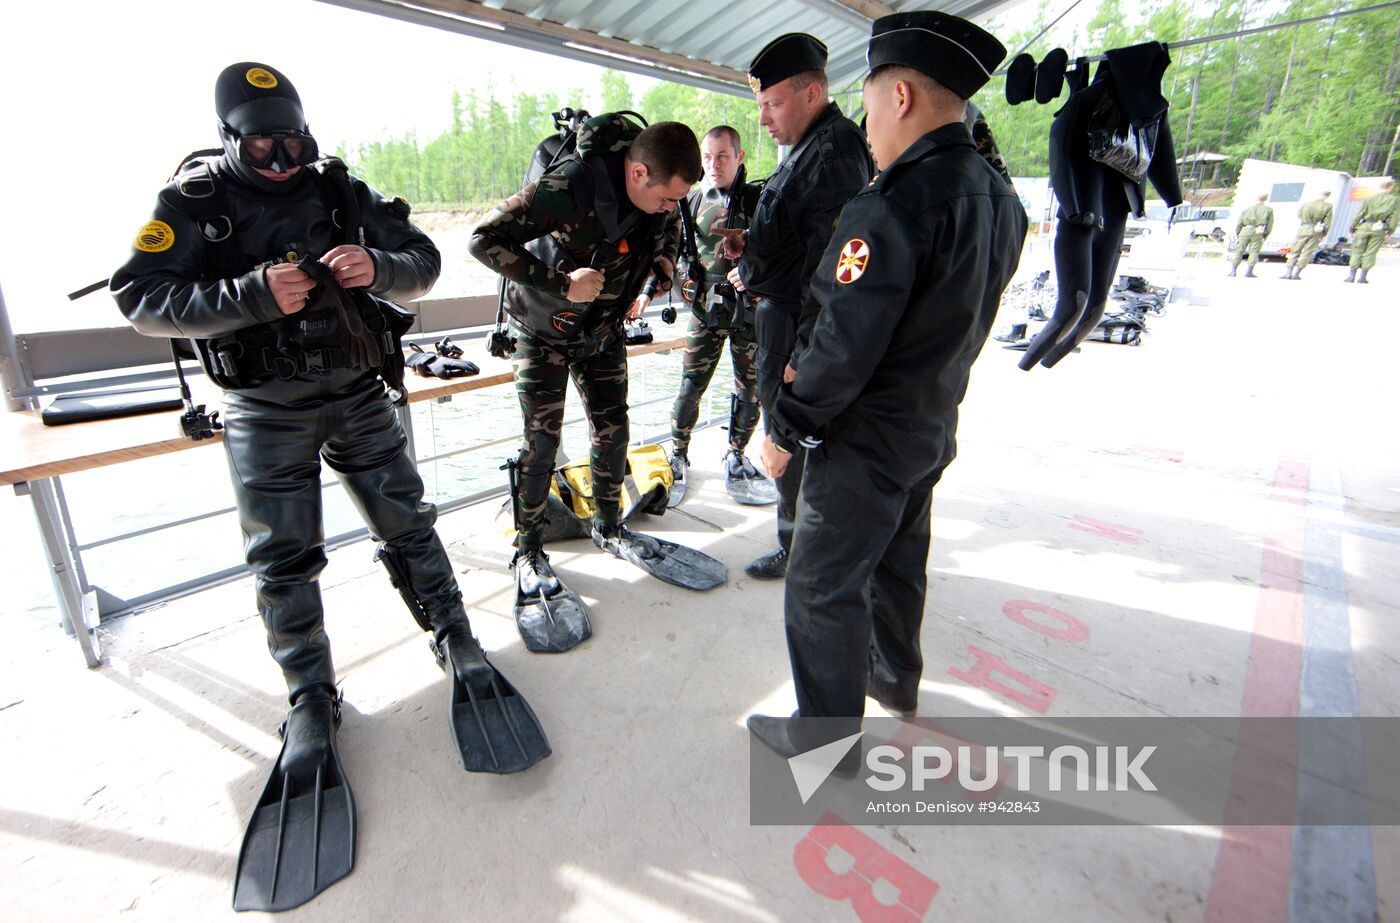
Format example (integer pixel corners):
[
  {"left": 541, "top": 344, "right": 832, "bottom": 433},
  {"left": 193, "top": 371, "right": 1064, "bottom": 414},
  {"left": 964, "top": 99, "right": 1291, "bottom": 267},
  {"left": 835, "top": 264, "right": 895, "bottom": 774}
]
[
  {"left": 1286, "top": 231, "right": 1324, "bottom": 268},
  {"left": 1230, "top": 230, "right": 1265, "bottom": 266},
  {"left": 511, "top": 322, "right": 628, "bottom": 547},
  {"left": 670, "top": 313, "right": 760, "bottom": 457},
  {"left": 1350, "top": 226, "right": 1389, "bottom": 270}
]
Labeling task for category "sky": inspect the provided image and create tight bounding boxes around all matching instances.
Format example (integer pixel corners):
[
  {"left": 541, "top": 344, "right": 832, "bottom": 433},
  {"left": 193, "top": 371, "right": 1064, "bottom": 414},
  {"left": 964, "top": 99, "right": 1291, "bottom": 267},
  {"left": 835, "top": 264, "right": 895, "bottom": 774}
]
[{"left": 0, "top": 0, "right": 663, "bottom": 331}]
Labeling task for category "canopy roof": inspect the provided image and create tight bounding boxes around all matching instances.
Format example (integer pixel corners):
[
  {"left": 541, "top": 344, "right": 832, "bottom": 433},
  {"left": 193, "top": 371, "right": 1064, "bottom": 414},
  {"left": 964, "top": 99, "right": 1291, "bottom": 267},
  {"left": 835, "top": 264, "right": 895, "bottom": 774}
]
[{"left": 317, "top": 0, "right": 1023, "bottom": 97}]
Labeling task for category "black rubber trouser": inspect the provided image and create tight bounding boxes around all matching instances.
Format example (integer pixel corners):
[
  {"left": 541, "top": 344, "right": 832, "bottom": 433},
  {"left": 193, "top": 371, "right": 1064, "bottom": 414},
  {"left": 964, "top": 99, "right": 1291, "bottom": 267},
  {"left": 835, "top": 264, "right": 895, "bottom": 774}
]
[
  {"left": 755, "top": 298, "right": 804, "bottom": 552},
  {"left": 223, "top": 376, "right": 467, "bottom": 704},
  {"left": 1051, "top": 162, "right": 1133, "bottom": 326},
  {"left": 784, "top": 438, "right": 941, "bottom": 743}
]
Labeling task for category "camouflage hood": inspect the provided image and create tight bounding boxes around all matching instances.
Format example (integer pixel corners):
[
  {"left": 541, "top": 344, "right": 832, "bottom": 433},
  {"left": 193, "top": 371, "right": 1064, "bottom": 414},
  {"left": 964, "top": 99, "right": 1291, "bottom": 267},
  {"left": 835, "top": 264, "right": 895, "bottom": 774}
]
[{"left": 572, "top": 113, "right": 644, "bottom": 162}]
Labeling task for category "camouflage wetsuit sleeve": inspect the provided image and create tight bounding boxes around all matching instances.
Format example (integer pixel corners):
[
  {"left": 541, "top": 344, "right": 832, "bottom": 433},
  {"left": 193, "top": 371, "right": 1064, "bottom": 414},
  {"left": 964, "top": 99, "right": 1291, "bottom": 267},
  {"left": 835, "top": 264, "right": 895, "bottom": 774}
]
[
  {"left": 970, "top": 111, "right": 1013, "bottom": 186},
  {"left": 468, "top": 175, "right": 578, "bottom": 298},
  {"left": 642, "top": 207, "right": 682, "bottom": 298}
]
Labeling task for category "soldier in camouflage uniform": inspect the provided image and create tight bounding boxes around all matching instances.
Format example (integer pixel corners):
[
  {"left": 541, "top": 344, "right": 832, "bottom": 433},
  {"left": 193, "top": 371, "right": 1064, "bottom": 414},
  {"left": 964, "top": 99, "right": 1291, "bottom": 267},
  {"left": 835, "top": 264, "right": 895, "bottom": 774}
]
[
  {"left": 469, "top": 117, "right": 700, "bottom": 578},
  {"left": 1283, "top": 191, "right": 1331, "bottom": 279},
  {"left": 664, "top": 126, "right": 769, "bottom": 495},
  {"left": 1345, "top": 180, "right": 1399, "bottom": 284},
  {"left": 1229, "top": 194, "right": 1273, "bottom": 277}
]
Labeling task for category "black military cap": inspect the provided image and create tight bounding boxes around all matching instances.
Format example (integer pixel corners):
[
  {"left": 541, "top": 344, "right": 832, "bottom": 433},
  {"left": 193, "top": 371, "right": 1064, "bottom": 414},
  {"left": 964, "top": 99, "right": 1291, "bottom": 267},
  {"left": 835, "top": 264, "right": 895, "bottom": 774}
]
[
  {"left": 867, "top": 12, "right": 1006, "bottom": 100},
  {"left": 747, "top": 33, "right": 828, "bottom": 93},
  {"left": 215, "top": 62, "right": 307, "bottom": 135}
]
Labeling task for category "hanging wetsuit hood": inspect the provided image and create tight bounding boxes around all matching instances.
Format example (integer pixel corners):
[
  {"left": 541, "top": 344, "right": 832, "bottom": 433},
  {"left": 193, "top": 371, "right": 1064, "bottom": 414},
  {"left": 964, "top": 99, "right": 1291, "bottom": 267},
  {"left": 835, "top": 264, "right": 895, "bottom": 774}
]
[
  {"left": 215, "top": 62, "right": 315, "bottom": 195},
  {"left": 1099, "top": 42, "right": 1172, "bottom": 126}
]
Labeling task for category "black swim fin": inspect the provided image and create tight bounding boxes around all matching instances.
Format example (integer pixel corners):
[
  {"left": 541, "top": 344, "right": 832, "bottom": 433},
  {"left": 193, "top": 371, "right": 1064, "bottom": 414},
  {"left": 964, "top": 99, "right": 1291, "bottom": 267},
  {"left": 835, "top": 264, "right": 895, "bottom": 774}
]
[
  {"left": 432, "top": 630, "right": 551, "bottom": 774},
  {"left": 723, "top": 450, "right": 778, "bottom": 506},
  {"left": 590, "top": 523, "right": 727, "bottom": 591},
  {"left": 512, "top": 548, "right": 592, "bottom": 653},
  {"left": 233, "top": 692, "right": 355, "bottom": 913},
  {"left": 667, "top": 451, "right": 688, "bottom": 508}
]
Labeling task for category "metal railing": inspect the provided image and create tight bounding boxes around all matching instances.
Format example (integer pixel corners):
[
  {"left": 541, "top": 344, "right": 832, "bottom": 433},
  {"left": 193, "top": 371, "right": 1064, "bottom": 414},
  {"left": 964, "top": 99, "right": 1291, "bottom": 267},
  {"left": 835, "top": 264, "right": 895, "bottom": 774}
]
[{"left": 38, "top": 315, "right": 720, "bottom": 622}]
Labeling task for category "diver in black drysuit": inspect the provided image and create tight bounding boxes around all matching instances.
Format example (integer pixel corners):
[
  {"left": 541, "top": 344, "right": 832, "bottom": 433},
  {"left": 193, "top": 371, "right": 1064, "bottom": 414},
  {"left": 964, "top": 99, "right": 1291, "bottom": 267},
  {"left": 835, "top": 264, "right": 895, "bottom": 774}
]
[
  {"left": 112, "top": 63, "right": 479, "bottom": 707},
  {"left": 112, "top": 61, "right": 545, "bottom": 911},
  {"left": 1023, "top": 41, "right": 1183, "bottom": 369}
]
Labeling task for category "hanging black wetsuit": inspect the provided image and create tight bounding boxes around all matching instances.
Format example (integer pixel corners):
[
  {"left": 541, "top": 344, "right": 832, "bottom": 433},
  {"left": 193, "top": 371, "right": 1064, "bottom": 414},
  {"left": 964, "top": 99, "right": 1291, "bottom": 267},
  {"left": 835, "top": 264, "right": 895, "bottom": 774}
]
[{"left": 1035, "top": 41, "right": 1183, "bottom": 367}]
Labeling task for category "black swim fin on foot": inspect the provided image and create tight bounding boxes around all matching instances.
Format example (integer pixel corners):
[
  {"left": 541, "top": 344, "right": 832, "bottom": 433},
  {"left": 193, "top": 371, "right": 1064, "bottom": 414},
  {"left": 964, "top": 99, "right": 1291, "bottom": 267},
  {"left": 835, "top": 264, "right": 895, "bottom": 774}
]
[
  {"left": 432, "top": 630, "right": 551, "bottom": 773},
  {"left": 590, "top": 523, "right": 726, "bottom": 591},
  {"left": 723, "top": 449, "right": 778, "bottom": 506},
  {"left": 233, "top": 692, "right": 355, "bottom": 913},
  {"left": 512, "top": 548, "right": 592, "bottom": 653},
  {"left": 667, "top": 451, "right": 688, "bottom": 508}
]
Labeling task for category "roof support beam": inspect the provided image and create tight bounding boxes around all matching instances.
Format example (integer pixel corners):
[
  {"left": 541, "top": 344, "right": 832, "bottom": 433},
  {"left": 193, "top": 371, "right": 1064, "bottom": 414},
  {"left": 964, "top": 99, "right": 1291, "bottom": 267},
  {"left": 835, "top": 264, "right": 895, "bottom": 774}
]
[{"left": 790, "top": 0, "right": 894, "bottom": 29}]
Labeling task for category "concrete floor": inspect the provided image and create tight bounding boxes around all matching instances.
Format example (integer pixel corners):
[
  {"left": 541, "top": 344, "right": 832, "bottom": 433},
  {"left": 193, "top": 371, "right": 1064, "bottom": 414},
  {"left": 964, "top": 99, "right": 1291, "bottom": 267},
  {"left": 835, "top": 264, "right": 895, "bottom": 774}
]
[{"left": 2, "top": 251, "right": 1398, "bottom": 922}]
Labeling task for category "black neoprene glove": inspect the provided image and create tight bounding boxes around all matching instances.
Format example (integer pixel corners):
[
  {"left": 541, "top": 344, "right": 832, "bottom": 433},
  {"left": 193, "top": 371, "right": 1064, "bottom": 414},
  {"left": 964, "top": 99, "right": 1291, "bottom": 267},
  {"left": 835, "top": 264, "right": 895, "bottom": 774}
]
[{"left": 405, "top": 343, "right": 480, "bottom": 378}]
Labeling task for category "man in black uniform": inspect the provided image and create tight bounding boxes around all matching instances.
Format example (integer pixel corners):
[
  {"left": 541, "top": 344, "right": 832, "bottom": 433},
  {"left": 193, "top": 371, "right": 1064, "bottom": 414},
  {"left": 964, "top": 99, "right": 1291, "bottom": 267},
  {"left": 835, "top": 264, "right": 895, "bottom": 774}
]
[
  {"left": 725, "top": 33, "right": 873, "bottom": 580},
  {"left": 747, "top": 15, "right": 1028, "bottom": 758},
  {"left": 112, "top": 63, "right": 548, "bottom": 911}
]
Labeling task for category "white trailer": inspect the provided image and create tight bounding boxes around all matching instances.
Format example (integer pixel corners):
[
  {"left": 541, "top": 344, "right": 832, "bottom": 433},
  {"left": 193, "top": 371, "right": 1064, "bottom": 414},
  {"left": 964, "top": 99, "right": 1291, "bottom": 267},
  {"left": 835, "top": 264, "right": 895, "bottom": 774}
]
[{"left": 1233, "top": 158, "right": 1352, "bottom": 257}]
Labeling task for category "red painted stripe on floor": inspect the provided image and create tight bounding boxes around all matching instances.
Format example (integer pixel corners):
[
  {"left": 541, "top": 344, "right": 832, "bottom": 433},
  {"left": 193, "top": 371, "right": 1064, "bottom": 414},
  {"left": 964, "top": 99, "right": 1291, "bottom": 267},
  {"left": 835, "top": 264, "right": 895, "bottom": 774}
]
[{"left": 1203, "top": 456, "right": 1308, "bottom": 923}]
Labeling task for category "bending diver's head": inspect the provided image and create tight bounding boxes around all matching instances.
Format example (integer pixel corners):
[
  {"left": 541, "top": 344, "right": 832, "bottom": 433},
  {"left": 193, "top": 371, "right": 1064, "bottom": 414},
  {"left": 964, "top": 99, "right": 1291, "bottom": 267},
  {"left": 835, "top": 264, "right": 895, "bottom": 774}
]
[{"left": 215, "top": 62, "right": 319, "bottom": 193}]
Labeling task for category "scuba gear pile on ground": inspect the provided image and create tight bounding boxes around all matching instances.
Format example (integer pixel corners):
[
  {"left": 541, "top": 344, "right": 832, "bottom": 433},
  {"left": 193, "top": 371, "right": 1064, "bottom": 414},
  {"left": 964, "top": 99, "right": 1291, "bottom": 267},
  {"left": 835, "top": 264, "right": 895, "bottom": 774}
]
[{"left": 995, "top": 271, "right": 1168, "bottom": 349}]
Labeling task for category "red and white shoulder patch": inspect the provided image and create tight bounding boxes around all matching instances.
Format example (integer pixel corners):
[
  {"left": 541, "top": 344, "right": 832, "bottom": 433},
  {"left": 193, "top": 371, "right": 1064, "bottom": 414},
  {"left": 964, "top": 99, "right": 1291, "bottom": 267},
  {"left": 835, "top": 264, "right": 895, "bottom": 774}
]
[{"left": 836, "top": 238, "right": 869, "bottom": 285}]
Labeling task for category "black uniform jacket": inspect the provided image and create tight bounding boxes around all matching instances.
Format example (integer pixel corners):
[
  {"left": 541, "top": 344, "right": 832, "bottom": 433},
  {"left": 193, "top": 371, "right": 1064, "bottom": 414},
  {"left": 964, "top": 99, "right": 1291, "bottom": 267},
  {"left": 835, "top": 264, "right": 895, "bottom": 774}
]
[
  {"left": 112, "top": 157, "right": 439, "bottom": 343},
  {"left": 738, "top": 103, "right": 871, "bottom": 363},
  {"left": 769, "top": 122, "right": 1029, "bottom": 489}
]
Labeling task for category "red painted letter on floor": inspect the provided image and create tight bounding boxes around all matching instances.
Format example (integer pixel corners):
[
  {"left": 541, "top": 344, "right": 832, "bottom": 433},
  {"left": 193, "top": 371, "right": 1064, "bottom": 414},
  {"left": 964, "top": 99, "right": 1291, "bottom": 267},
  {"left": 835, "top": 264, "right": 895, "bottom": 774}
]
[
  {"left": 1068, "top": 514, "right": 1144, "bottom": 544},
  {"left": 794, "top": 812, "right": 939, "bottom": 922},
  {"left": 948, "top": 645, "right": 1057, "bottom": 714},
  {"left": 1003, "top": 600, "right": 1090, "bottom": 643}
]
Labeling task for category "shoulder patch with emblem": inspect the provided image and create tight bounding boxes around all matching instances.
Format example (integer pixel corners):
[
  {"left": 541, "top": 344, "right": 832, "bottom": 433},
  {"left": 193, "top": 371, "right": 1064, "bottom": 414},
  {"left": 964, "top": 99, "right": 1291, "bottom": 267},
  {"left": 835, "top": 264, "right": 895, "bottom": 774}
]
[
  {"left": 835, "top": 238, "right": 869, "bottom": 284},
  {"left": 134, "top": 220, "right": 175, "bottom": 253}
]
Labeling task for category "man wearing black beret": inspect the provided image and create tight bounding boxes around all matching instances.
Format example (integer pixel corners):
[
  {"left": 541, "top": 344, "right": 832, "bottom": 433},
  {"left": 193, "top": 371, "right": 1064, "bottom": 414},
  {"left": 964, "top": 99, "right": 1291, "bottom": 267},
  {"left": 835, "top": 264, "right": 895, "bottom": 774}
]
[
  {"left": 723, "top": 32, "right": 872, "bottom": 581},
  {"left": 749, "top": 13, "right": 1029, "bottom": 762}
]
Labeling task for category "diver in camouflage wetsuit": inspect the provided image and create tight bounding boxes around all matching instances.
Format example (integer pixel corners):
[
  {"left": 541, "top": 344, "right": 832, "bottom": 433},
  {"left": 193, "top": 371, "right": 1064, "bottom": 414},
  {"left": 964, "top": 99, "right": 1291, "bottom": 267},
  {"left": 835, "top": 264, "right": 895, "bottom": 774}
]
[
  {"left": 469, "top": 116, "right": 701, "bottom": 598},
  {"left": 664, "top": 126, "right": 772, "bottom": 500}
]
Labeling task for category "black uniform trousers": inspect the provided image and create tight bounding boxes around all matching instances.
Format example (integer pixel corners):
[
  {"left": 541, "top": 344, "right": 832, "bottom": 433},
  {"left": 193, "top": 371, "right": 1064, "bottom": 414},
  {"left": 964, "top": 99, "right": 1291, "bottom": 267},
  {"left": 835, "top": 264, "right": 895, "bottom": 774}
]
[
  {"left": 222, "top": 374, "right": 463, "bottom": 704},
  {"left": 755, "top": 298, "right": 804, "bottom": 551},
  {"left": 785, "top": 437, "right": 940, "bottom": 739}
]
